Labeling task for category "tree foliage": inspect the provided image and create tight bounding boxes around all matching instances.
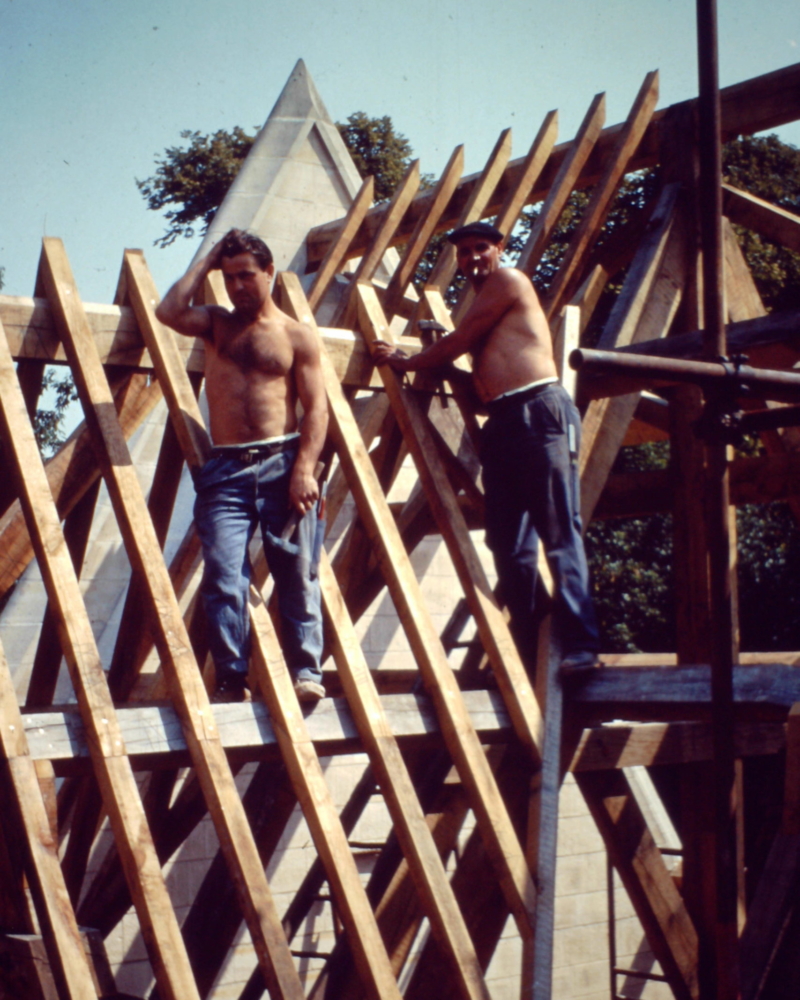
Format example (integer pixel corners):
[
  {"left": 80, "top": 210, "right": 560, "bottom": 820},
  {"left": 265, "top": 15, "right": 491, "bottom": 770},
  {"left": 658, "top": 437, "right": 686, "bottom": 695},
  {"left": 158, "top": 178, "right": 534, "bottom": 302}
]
[
  {"left": 33, "top": 367, "right": 79, "bottom": 458},
  {"left": 336, "top": 112, "right": 417, "bottom": 202},
  {"left": 723, "top": 134, "right": 800, "bottom": 312},
  {"left": 137, "top": 127, "right": 256, "bottom": 247}
]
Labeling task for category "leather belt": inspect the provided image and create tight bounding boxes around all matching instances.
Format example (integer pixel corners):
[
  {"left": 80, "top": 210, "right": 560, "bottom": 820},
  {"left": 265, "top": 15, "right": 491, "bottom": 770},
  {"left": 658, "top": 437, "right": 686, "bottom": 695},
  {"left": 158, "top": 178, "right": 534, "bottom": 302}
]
[{"left": 211, "top": 437, "right": 299, "bottom": 465}]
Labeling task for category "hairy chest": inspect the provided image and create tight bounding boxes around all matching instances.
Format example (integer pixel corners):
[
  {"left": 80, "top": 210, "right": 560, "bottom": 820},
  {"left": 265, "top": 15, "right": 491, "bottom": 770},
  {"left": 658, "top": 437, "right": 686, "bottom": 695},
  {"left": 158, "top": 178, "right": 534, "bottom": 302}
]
[{"left": 214, "top": 325, "right": 293, "bottom": 377}]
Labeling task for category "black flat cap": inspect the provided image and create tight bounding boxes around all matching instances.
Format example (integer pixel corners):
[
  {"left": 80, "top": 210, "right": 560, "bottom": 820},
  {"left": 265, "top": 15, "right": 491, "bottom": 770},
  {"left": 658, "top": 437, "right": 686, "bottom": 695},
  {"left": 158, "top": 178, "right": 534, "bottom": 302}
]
[{"left": 446, "top": 221, "right": 504, "bottom": 245}]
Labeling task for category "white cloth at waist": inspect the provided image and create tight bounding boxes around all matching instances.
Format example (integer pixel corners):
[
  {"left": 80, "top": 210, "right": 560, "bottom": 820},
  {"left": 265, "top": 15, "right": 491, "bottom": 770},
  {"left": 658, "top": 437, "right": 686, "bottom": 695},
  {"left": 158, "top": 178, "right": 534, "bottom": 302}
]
[{"left": 489, "top": 376, "right": 558, "bottom": 403}]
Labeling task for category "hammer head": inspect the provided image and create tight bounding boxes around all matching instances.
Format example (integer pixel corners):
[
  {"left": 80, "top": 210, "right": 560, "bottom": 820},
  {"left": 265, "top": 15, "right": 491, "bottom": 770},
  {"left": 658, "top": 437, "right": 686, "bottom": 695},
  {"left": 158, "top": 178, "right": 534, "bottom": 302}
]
[{"left": 418, "top": 319, "right": 448, "bottom": 334}]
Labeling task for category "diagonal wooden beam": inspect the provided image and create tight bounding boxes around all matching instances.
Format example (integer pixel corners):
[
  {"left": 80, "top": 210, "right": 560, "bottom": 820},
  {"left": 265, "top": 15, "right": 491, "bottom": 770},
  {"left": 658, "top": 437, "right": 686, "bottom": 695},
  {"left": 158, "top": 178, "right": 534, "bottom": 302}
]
[
  {"left": 278, "top": 271, "right": 537, "bottom": 939},
  {"left": 543, "top": 70, "right": 659, "bottom": 319},
  {"left": 306, "top": 62, "right": 800, "bottom": 266},
  {"left": 579, "top": 183, "right": 687, "bottom": 525},
  {"left": 356, "top": 283, "right": 545, "bottom": 767},
  {"left": 25, "top": 479, "right": 100, "bottom": 707},
  {"left": 516, "top": 92, "right": 607, "bottom": 276},
  {"left": 576, "top": 768, "right": 699, "bottom": 1000},
  {"left": 177, "top": 761, "right": 297, "bottom": 999},
  {"left": 0, "top": 635, "right": 98, "bottom": 1000},
  {"left": 382, "top": 144, "right": 464, "bottom": 320},
  {"left": 722, "top": 182, "right": 800, "bottom": 255},
  {"left": 333, "top": 160, "right": 421, "bottom": 329},
  {"left": 319, "top": 549, "right": 491, "bottom": 1000},
  {"left": 404, "top": 747, "right": 533, "bottom": 1000},
  {"left": 0, "top": 370, "right": 161, "bottom": 602},
  {"left": 425, "top": 128, "right": 513, "bottom": 293},
  {"left": 307, "top": 174, "right": 375, "bottom": 312},
  {"left": 0, "top": 310, "right": 199, "bottom": 1000},
  {"left": 451, "top": 111, "right": 559, "bottom": 324},
  {"left": 248, "top": 592, "right": 404, "bottom": 1000},
  {"left": 40, "top": 237, "right": 304, "bottom": 1000}
]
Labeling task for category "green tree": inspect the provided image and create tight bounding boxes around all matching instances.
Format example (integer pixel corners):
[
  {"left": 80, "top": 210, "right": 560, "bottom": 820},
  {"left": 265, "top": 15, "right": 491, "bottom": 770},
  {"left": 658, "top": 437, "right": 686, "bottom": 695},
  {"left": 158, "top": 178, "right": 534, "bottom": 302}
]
[
  {"left": 138, "top": 113, "right": 423, "bottom": 246},
  {"left": 33, "top": 368, "right": 79, "bottom": 457},
  {"left": 137, "top": 127, "right": 256, "bottom": 248},
  {"left": 723, "top": 134, "right": 800, "bottom": 312},
  {"left": 336, "top": 112, "right": 416, "bottom": 202}
]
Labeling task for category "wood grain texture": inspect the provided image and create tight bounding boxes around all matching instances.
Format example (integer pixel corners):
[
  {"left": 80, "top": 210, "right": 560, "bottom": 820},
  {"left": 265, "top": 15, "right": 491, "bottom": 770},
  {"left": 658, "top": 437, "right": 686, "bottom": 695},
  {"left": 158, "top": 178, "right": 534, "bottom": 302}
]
[{"left": 39, "top": 237, "right": 304, "bottom": 1000}]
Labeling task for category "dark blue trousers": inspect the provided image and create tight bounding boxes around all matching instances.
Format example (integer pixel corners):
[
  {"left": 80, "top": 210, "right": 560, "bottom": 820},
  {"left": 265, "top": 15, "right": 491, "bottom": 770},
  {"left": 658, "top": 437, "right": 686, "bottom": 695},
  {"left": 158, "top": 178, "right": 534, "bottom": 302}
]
[{"left": 480, "top": 382, "right": 599, "bottom": 670}]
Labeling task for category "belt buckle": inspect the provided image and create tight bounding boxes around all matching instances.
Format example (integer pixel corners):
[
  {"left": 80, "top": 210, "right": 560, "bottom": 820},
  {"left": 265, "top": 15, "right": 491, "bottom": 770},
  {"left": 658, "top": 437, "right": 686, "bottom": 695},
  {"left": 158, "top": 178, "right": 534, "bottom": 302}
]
[{"left": 242, "top": 447, "right": 260, "bottom": 464}]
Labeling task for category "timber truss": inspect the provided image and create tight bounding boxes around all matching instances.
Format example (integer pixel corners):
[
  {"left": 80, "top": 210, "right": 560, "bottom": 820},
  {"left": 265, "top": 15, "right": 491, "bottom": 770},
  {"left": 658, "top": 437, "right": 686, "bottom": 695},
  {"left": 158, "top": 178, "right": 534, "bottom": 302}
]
[{"left": 1, "top": 57, "right": 800, "bottom": 1000}]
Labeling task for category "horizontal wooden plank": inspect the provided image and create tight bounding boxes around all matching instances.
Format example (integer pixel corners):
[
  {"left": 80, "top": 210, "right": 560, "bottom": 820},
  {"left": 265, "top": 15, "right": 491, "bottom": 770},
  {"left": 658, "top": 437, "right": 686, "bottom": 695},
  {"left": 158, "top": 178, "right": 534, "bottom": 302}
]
[
  {"left": 305, "top": 62, "right": 800, "bottom": 265},
  {"left": 572, "top": 664, "right": 800, "bottom": 711},
  {"left": 0, "top": 294, "right": 405, "bottom": 388},
  {"left": 21, "top": 689, "right": 787, "bottom": 773}
]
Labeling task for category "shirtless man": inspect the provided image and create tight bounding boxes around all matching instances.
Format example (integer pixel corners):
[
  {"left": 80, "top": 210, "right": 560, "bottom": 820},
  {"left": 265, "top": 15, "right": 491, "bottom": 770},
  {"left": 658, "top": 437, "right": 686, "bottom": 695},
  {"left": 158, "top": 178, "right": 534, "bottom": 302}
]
[
  {"left": 156, "top": 229, "right": 329, "bottom": 701},
  {"left": 372, "top": 221, "right": 599, "bottom": 673}
]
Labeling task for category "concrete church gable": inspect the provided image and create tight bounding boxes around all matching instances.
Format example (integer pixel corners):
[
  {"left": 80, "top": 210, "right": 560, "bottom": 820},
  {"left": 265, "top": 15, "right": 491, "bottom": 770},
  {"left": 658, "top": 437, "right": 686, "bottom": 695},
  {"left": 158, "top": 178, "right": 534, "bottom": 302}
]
[{"left": 199, "top": 59, "right": 379, "bottom": 281}]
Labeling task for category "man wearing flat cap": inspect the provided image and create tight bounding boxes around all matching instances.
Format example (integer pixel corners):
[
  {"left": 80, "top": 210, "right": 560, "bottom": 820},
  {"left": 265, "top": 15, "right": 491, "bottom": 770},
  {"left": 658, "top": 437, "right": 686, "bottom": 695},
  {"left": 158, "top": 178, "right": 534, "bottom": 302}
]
[{"left": 372, "top": 221, "right": 599, "bottom": 675}]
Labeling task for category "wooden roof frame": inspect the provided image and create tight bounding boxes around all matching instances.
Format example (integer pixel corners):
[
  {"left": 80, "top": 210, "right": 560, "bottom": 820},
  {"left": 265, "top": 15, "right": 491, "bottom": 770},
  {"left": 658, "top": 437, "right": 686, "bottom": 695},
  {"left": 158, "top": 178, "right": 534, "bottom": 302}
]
[{"left": 0, "top": 57, "right": 799, "bottom": 1000}]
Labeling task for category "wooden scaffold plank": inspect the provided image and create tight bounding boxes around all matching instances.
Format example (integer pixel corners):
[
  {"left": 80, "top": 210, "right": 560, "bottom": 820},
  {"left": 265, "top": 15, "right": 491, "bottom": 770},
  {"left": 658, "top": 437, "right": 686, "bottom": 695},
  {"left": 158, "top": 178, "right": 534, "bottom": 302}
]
[{"left": 39, "top": 237, "right": 305, "bottom": 1000}]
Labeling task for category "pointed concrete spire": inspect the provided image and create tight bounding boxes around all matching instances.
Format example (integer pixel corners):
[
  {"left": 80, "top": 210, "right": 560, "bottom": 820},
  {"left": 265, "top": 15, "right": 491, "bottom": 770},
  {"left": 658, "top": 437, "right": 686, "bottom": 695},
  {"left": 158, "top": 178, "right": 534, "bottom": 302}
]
[
  {"left": 265, "top": 58, "right": 334, "bottom": 125},
  {"left": 198, "top": 60, "right": 374, "bottom": 278}
]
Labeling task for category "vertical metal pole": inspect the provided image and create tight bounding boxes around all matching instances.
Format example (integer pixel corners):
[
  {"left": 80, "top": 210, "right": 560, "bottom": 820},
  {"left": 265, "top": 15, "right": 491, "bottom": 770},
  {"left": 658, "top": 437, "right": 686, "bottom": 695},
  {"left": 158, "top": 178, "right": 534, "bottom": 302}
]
[{"left": 696, "top": 1, "right": 740, "bottom": 996}]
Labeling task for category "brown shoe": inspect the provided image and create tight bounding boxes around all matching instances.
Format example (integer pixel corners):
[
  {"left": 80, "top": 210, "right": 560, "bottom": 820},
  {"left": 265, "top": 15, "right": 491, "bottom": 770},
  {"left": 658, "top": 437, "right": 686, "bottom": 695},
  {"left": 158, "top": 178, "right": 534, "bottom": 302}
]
[{"left": 294, "top": 679, "right": 326, "bottom": 704}]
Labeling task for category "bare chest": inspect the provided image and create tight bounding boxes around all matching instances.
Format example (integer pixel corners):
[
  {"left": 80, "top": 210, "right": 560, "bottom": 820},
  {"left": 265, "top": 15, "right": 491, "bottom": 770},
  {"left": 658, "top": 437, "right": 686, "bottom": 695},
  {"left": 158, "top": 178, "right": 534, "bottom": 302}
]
[{"left": 214, "top": 325, "right": 293, "bottom": 377}]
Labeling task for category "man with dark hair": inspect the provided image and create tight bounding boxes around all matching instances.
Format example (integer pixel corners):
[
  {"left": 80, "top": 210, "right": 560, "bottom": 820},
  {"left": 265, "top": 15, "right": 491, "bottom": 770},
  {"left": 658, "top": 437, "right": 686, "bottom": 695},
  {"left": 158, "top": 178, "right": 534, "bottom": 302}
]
[
  {"left": 372, "top": 221, "right": 599, "bottom": 675},
  {"left": 157, "top": 228, "right": 329, "bottom": 702}
]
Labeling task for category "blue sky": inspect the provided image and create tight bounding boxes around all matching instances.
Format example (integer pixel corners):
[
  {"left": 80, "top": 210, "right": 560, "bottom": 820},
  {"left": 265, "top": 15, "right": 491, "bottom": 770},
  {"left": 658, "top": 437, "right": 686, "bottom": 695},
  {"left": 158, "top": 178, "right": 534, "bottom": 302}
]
[{"left": 2, "top": 0, "right": 799, "bottom": 304}]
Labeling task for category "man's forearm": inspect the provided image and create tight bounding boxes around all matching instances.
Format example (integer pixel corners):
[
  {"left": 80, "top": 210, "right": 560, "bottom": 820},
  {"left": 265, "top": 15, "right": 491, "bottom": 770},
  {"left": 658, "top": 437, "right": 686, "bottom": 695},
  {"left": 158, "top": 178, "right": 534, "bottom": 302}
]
[
  {"left": 156, "top": 250, "right": 216, "bottom": 327},
  {"left": 403, "top": 331, "right": 468, "bottom": 371},
  {"left": 294, "top": 404, "right": 328, "bottom": 473}
]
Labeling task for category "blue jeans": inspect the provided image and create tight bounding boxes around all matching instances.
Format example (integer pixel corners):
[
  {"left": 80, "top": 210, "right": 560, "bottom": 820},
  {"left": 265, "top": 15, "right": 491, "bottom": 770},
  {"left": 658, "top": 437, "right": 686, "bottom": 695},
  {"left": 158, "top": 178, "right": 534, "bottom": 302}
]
[
  {"left": 193, "top": 443, "right": 324, "bottom": 689},
  {"left": 480, "top": 383, "right": 599, "bottom": 670}
]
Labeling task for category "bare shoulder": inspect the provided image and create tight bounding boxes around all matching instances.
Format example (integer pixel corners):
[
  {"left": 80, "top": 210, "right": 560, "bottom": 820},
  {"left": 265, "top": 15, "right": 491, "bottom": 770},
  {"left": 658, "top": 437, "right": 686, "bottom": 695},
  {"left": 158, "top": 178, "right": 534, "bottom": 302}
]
[
  {"left": 285, "top": 316, "right": 321, "bottom": 361},
  {"left": 206, "top": 304, "right": 238, "bottom": 341},
  {"left": 480, "top": 266, "right": 534, "bottom": 298}
]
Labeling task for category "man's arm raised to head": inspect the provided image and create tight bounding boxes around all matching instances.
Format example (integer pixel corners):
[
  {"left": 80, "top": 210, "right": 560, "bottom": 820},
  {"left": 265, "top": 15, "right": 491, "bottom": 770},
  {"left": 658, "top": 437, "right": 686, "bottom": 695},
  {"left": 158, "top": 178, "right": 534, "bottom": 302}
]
[
  {"left": 372, "top": 267, "right": 525, "bottom": 372},
  {"left": 155, "top": 242, "right": 226, "bottom": 340},
  {"left": 288, "top": 321, "right": 329, "bottom": 515}
]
